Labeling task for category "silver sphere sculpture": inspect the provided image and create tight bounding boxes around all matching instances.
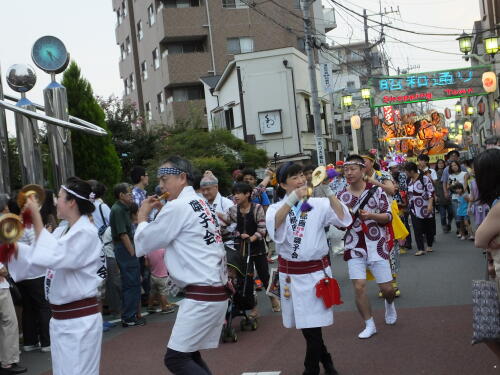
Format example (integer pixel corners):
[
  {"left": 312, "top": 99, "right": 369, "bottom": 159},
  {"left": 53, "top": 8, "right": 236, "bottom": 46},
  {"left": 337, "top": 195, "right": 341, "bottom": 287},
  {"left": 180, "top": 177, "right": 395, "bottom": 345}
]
[{"left": 6, "top": 64, "right": 37, "bottom": 93}]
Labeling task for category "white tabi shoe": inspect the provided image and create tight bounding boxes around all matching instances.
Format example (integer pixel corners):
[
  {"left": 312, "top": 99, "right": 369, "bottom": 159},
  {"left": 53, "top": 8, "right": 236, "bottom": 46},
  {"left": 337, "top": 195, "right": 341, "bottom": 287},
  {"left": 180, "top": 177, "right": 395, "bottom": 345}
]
[
  {"left": 358, "top": 325, "right": 377, "bottom": 339},
  {"left": 385, "top": 300, "right": 397, "bottom": 325}
]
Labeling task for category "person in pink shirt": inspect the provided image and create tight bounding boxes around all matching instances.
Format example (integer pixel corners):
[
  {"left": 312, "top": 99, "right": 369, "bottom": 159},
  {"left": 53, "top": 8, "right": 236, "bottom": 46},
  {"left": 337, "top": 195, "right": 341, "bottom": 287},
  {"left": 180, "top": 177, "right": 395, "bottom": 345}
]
[{"left": 145, "top": 249, "right": 176, "bottom": 314}]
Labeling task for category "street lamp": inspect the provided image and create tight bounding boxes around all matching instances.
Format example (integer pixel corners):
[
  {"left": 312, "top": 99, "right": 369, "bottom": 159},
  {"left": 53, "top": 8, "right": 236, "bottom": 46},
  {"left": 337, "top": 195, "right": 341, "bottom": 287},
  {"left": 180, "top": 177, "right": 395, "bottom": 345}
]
[
  {"left": 342, "top": 93, "right": 353, "bottom": 108},
  {"left": 361, "top": 88, "right": 371, "bottom": 101},
  {"left": 457, "top": 32, "right": 473, "bottom": 54},
  {"left": 454, "top": 103, "right": 462, "bottom": 113},
  {"left": 467, "top": 106, "right": 475, "bottom": 115},
  {"left": 484, "top": 35, "right": 500, "bottom": 55}
]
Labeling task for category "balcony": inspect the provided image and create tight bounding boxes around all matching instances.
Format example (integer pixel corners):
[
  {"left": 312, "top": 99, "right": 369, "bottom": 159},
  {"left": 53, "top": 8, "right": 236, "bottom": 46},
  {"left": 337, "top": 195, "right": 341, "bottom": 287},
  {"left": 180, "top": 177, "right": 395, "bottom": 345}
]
[
  {"left": 159, "top": 7, "right": 208, "bottom": 41},
  {"left": 171, "top": 100, "right": 208, "bottom": 127},
  {"left": 322, "top": 7, "right": 336, "bottom": 33},
  {"left": 164, "top": 52, "right": 212, "bottom": 85}
]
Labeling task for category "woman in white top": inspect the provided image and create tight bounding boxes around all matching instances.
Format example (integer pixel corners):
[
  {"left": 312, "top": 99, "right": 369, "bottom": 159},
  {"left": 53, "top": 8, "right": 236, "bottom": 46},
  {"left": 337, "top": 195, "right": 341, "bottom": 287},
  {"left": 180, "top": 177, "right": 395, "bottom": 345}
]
[{"left": 13, "top": 177, "right": 104, "bottom": 375}]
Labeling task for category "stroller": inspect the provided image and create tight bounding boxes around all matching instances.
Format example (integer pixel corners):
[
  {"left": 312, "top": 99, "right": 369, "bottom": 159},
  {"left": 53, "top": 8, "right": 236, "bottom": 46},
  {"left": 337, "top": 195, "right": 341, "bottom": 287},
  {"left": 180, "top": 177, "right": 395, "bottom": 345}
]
[{"left": 221, "top": 243, "right": 258, "bottom": 343}]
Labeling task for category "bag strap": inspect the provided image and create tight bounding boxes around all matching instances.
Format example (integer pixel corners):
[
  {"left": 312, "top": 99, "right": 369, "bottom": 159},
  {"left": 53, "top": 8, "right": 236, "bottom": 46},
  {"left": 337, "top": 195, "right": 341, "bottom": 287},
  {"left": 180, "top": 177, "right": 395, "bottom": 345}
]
[
  {"left": 352, "top": 185, "right": 379, "bottom": 221},
  {"left": 99, "top": 203, "right": 107, "bottom": 226}
]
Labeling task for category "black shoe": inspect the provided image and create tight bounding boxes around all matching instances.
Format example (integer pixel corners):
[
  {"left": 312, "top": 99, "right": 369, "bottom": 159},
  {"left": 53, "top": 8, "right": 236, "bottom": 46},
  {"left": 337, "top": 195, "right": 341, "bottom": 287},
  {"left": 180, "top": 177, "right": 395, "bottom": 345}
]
[
  {"left": 321, "top": 353, "right": 339, "bottom": 375},
  {"left": 0, "top": 364, "right": 27, "bottom": 374},
  {"left": 122, "top": 317, "right": 146, "bottom": 327}
]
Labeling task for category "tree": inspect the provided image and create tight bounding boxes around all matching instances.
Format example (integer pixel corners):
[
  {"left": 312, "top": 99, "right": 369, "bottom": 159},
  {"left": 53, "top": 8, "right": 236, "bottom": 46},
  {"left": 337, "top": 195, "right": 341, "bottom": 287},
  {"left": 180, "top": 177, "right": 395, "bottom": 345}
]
[
  {"left": 62, "top": 62, "right": 122, "bottom": 194},
  {"left": 99, "top": 95, "right": 165, "bottom": 182},
  {"left": 149, "top": 128, "right": 268, "bottom": 195}
]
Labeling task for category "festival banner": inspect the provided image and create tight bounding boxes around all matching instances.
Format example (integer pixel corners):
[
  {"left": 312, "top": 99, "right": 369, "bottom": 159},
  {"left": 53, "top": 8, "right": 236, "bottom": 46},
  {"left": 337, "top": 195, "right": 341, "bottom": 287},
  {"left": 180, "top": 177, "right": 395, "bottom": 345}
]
[{"left": 370, "top": 65, "right": 493, "bottom": 108}]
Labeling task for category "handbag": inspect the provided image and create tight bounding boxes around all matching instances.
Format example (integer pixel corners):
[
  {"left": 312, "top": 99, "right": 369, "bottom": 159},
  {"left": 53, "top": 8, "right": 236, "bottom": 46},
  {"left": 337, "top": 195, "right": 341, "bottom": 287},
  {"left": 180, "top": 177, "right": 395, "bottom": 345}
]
[{"left": 471, "top": 256, "right": 500, "bottom": 344}]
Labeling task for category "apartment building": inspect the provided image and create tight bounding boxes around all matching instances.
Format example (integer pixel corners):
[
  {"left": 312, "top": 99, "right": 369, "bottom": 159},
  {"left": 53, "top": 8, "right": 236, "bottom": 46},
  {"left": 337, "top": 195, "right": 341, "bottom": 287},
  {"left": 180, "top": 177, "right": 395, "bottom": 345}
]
[{"left": 112, "top": 0, "right": 336, "bottom": 127}]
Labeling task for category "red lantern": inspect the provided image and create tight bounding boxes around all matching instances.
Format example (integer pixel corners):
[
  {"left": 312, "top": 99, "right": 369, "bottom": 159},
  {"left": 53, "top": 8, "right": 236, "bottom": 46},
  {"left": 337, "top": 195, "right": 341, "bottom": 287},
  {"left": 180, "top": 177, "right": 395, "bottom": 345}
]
[
  {"left": 372, "top": 116, "right": 380, "bottom": 126},
  {"left": 464, "top": 105, "right": 469, "bottom": 115},
  {"left": 444, "top": 108, "right": 451, "bottom": 119},
  {"left": 478, "top": 102, "right": 486, "bottom": 115}
]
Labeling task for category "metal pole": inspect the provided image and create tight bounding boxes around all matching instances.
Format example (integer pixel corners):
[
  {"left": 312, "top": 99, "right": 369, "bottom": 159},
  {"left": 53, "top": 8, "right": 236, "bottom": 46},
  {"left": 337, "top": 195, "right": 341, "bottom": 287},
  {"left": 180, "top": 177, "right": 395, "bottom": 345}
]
[
  {"left": 301, "top": 0, "right": 326, "bottom": 165},
  {"left": 14, "top": 94, "right": 44, "bottom": 186},
  {"left": 363, "top": 9, "right": 378, "bottom": 152},
  {"left": 0, "top": 64, "right": 11, "bottom": 194},
  {"left": 44, "top": 75, "right": 75, "bottom": 189}
]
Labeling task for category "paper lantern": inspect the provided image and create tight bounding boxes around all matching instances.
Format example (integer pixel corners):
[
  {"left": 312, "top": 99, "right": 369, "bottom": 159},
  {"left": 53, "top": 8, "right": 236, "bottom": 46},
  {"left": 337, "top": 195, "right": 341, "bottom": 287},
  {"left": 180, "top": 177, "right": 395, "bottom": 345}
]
[
  {"left": 372, "top": 116, "right": 380, "bottom": 126},
  {"left": 478, "top": 102, "right": 486, "bottom": 115},
  {"left": 350, "top": 115, "right": 361, "bottom": 130},
  {"left": 444, "top": 108, "right": 451, "bottom": 119},
  {"left": 482, "top": 71, "right": 497, "bottom": 93},
  {"left": 463, "top": 121, "right": 472, "bottom": 131}
]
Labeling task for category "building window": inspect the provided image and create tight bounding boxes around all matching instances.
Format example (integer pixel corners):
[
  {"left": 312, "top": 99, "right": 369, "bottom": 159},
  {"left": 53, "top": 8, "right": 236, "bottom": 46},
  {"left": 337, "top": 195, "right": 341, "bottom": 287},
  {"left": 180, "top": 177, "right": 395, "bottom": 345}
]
[
  {"left": 146, "top": 102, "right": 152, "bottom": 120},
  {"left": 227, "top": 37, "right": 254, "bottom": 54},
  {"left": 129, "top": 74, "right": 135, "bottom": 91},
  {"left": 172, "top": 85, "right": 205, "bottom": 102},
  {"left": 293, "top": 0, "right": 301, "bottom": 9},
  {"left": 297, "top": 37, "right": 305, "bottom": 52},
  {"left": 211, "top": 111, "right": 224, "bottom": 129},
  {"left": 147, "top": 4, "right": 156, "bottom": 26},
  {"left": 157, "top": 92, "right": 165, "bottom": 113},
  {"left": 137, "top": 21, "right": 143, "bottom": 40},
  {"left": 165, "top": 40, "right": 205, "bottom": 54},
  {"left": 224, "top": 108, "right": 235, "bottom": 130},
  {"left": 124, "top": 77, "right": 129, "bottom": 95},
  {"left": 305, "top": 98, "right": 314, "bottom": 132},
  {"left": 125, "top": 37, "right": 131, "bottom": 54},
  {"left": 163, "top": 0, "right": 200, "bottom": 7},
  {"left": 346, "top": 80, "right": 356, "bottom": 91},
  {"left": 141, "top": 61, "right": 148, "bottom": 80},
  {"left": 153, "top": 48, "right": 160, "bottom": 69},
  {"left": 222, "top": 0, "right": 248, "bottom": 8},
  {"left": 322, "top": 104, "right": 328, "bottom": 135},
  {"left": 120, "top": 43, "right": 126, "bottom": 60}
]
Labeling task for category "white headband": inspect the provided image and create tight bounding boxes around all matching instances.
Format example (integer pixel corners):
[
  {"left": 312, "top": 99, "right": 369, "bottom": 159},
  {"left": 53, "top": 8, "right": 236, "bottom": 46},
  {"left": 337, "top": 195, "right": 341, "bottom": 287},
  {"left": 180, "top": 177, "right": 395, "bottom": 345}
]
[
  {"left": 344, "top": 161, "right": 366, "bottom": 167},
  {"left": 61, "top": 185, "right": 95, "bottom": 202}
]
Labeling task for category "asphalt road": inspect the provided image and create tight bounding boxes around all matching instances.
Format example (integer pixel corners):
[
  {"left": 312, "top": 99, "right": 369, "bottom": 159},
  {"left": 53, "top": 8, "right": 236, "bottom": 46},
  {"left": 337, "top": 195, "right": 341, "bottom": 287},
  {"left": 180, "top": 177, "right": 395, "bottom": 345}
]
[{"left": 19, "top": 224, "right": 499, "bottom": 375}]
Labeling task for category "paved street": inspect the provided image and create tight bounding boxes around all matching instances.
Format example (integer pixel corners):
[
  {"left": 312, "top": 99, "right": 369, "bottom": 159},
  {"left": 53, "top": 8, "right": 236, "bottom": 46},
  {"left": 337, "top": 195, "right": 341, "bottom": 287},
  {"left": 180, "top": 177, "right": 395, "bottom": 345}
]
[{"left": 21, "top": 225, "right": 498, "bottom": 375}]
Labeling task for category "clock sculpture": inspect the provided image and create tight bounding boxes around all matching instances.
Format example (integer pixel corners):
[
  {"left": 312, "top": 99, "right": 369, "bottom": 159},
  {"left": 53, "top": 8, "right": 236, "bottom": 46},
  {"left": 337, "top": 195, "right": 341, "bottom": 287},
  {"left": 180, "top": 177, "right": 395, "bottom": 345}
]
[
  {"left": 0, "top": 36, "right": 106, "bottom": 195},
  {"left": 33, "top": 36, "right": 75, "bottom": 188}
]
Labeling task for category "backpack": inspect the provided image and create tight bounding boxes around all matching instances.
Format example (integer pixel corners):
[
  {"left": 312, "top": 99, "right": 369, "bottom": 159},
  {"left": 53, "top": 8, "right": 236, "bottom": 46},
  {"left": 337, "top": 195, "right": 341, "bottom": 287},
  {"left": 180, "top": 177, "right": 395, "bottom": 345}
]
[{"left": 97, "top": 203, "right": 109, "bottom": 241}]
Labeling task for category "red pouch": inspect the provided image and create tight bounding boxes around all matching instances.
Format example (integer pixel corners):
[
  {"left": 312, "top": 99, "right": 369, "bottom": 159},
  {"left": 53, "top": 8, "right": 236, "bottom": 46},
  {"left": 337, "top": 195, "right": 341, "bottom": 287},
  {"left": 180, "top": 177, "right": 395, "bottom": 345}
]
[
  {"left": 315, "top": 277, "right": 343, "bottom": 308},
  {"left": 0, "top": 243, "right": 17, "bottom": 263}
]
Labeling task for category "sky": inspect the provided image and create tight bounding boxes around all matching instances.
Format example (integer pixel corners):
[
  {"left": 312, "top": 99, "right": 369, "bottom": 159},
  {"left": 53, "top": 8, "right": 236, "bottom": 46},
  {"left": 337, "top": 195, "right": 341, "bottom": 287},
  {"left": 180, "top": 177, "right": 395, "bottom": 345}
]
[{"left": 0, "top": 0, "right": 481, "bottom": 127}]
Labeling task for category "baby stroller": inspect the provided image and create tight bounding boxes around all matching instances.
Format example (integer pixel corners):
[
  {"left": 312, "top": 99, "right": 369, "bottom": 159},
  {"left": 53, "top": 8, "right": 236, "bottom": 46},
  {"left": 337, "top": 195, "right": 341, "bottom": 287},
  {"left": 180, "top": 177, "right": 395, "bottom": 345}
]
[{"left": 221, "top": 244, "right": 258, "bottom": 343}]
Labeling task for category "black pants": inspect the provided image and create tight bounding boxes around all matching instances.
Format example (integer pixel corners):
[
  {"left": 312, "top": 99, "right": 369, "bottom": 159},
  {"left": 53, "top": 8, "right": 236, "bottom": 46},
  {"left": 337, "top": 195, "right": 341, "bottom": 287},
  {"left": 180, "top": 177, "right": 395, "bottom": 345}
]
[
  {"left": 301, "top": 327, "right": 333, "bottom": 375},
  {"left": 164, "top": 348, "right": 212, "bottom": 375},
  {"left": 16, "top": 277, "right": 51, "bottom": 347},
  {"left": 411, "top": 214, "right": 435, "bottom": 251},
  {"left": 402, "top": 212, "right": 412, "bottom": 249},
  {"left": 250, "top": 253, "right": 270, "bottom": 289}
]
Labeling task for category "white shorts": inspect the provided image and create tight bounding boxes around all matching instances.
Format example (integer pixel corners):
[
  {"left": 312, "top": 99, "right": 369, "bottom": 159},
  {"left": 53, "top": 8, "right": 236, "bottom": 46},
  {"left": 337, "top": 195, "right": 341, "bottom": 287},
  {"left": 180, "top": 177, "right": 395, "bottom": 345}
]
[{"left": 347, "top": 257, "right": 393, "bottom": 283}]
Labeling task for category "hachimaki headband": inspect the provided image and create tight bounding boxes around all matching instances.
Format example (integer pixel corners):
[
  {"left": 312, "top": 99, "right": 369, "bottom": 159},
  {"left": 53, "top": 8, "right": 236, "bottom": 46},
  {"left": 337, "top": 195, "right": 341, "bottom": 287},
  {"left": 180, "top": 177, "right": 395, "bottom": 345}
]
[
  {"left": 343, "top": 161, "right": 366, "bottom": 168},
  {"left": 157, "top": 167, "right": 185, "bottom": 178},
  {"left": 61, "top": 185, "right": 95, "bottom": 202}
]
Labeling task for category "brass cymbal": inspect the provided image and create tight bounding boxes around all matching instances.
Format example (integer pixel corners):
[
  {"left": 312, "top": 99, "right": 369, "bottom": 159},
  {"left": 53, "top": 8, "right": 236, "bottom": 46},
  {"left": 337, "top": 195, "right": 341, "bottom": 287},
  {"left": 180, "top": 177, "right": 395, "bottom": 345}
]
[
  {"left": 17, "top": 184, "right": 45, "bottom": 209},
  {"left": 0, "top": 213, "right": 24, "bottom": 244},
  {"left": 311, "top": 166, "right": 326, "bottom": 187}
]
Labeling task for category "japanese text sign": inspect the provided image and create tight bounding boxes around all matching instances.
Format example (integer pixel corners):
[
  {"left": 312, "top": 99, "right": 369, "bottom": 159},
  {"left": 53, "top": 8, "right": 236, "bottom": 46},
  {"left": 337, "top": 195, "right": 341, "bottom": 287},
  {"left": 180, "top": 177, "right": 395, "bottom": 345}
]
[{"left": 370, "top": 65, "right": 493, "bottom": 108}]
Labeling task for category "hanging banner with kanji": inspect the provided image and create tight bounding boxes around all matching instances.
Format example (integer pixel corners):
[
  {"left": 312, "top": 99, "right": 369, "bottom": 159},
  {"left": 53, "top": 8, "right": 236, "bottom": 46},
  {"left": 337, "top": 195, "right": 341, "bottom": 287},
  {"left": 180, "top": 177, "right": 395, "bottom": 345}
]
[{"left": 369, "top": 65, "right": 493, "bottom": 108}]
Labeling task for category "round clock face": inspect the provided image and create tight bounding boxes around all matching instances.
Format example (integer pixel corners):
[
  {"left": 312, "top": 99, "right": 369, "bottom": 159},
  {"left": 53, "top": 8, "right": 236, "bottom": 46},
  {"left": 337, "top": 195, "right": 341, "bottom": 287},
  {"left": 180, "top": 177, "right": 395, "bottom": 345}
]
[{"left": 31, "top": 36, "right": 69, "bottom": 74}]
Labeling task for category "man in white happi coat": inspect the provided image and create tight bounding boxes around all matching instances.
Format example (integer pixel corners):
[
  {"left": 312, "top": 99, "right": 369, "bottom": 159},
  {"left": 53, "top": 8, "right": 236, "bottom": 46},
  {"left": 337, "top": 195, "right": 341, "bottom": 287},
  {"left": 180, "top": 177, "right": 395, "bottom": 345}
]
[
  {"left": 134, "top": 156, "right": 228, "bottom": 375},
  {"left": 266, "top": 162, "right": 351, "bottom": 375}
]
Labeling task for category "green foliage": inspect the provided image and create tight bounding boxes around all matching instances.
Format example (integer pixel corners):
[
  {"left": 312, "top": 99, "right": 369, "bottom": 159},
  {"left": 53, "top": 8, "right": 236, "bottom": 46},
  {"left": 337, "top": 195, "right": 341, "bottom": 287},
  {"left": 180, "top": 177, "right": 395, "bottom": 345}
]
[
  {"left": 7, "top": 138, "right": 21, "bottom": 191},
  {"left": 99, "top": 95, "right": 166, "bottom": 183},
  {"left": 61, "top": 62, "right": 122, "bottom": 196}
]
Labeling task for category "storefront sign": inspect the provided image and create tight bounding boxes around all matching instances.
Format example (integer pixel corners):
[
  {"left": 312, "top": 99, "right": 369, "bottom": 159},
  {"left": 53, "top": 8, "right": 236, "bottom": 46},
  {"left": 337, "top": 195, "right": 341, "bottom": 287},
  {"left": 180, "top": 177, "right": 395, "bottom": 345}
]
[
  {"left": 259, "top": 110, "right": 282, "bottom": 135},
  {"left": 320, "top": 63, "right": 334, "bottom": 94},
  {"left": 370, "top": 65, "right": 492, "bottom": 108}
]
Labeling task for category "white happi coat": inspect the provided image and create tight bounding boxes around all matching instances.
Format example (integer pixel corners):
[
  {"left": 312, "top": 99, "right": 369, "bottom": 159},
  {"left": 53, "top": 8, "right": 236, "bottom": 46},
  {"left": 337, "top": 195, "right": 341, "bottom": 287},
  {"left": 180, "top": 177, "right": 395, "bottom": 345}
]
[
  {"left": 266, "top": 197, "right": 351, "bottom": 329},
  {"left": 9, "top": 216, "right": 104, "bottom": 375},
  {"left": 135, "top": 186, "right": 227, "bottom": 352}
]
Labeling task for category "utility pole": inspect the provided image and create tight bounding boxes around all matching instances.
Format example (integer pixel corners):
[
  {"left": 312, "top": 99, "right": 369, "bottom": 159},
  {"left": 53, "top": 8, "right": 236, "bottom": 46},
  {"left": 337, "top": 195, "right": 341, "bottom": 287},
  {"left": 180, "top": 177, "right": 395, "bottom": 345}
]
[{"left": 301, "top": 0, "right": 326, "bottom": 165}]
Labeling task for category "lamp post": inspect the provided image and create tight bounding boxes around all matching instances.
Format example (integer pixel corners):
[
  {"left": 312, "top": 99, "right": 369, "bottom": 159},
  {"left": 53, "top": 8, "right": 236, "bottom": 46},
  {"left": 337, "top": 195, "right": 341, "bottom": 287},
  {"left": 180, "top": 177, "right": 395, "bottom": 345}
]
[
  {"left": 361, "top": 88, "right": 371, "bottom": 102},
  {"left": 484, "top": 35, "right": 500, "bottom": 55},
  {"left": 457, "top": 32, "right": 472, "bottom": 56},
  {"left": 467, "top": 106, "right": 475, "bottom": 116},
  {"left": 455, "top": 103, "right": 462, "bottom": 113}
]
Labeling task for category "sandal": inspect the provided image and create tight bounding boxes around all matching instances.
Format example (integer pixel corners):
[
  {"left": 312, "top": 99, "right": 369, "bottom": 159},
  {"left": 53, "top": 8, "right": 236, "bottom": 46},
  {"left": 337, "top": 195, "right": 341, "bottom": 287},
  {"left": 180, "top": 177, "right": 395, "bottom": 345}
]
[
  {"left": 414, "top": 250, "right": 426, "bottom": 256},
  {"left": 271, "top": 298, "right": 281, "bottom": 312},
  {"left": 426, "top": 248, "right": 433, "bottom": 253}
]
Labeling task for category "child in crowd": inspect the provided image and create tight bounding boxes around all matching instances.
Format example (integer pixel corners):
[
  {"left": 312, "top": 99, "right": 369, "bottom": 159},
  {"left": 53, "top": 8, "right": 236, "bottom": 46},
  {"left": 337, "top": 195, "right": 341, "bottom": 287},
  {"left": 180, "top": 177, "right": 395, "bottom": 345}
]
[
  {"left": 453, "top": 183, "right": 473, "bottom": 240},
  {"left": 145, "top": 248, "right": 176, "bottom": 314}
]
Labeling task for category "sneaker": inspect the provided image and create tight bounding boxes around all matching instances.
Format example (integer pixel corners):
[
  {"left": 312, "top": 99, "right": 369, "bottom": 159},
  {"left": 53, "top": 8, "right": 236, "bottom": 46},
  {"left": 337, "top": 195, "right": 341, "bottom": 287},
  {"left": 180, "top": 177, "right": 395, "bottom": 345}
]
[
  {"left": 385, "top": 300, "right": 397, "bottom": 325},
  {"left": 358, "top": 325, "right": 377, "bottom": 339},
  {"left": 468, "top": 236, "right": 475, "bottom": 241},
  {"left": 414, "top": 250, "right": 426, "bottom": 256},
  {"left": 399, "top": 247, "right": 407, "bottom": 254},
  {"left": 146, "top": 307, "right": 157, "bottom": 314},
  {"left": 22, "top": 344, "right": 40, "bottom": 352},
  {"left": 122, "top": 317, "right": 146, "bottom": 327},
  {"left": 40, "top": 346, "right": 51, "bottom": 353},
  {"left": 0, "top": 363, "right": 27, "bottom": 374},
  {"left": 255, "top": 279, "right": 263, "bottom": 291},
  {"left": 460, "top": 236, "right": 467, "bottom": 240},
  {"left": 160, "top": 305, "right": 176, "bottom": 314}
]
